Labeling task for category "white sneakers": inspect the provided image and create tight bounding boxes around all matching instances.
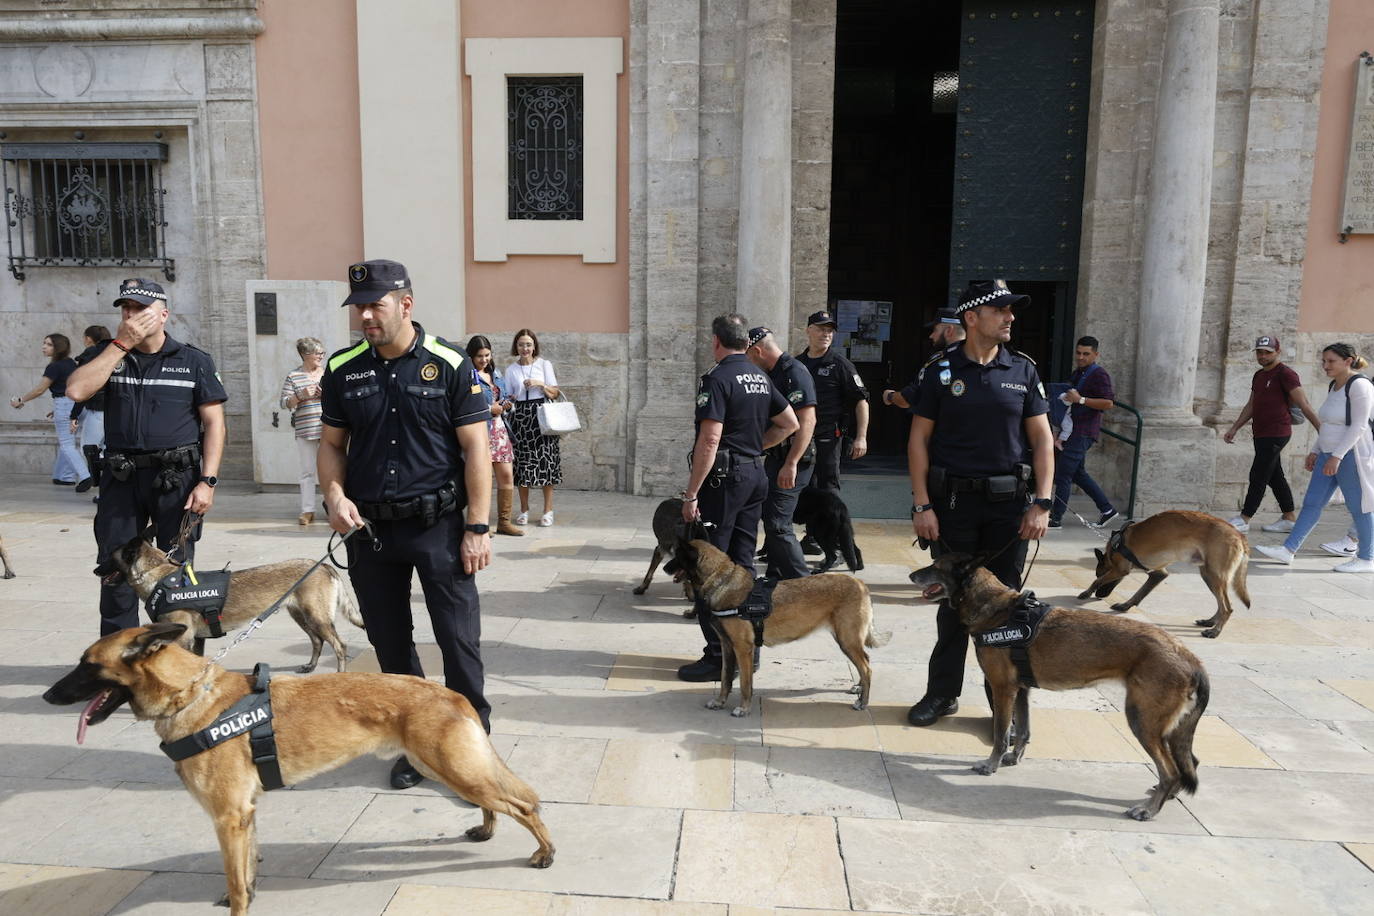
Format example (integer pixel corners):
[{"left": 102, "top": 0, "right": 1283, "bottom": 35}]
[
  {"left": 1260, "top": 518, "right": 1296, "bottom": 533},
  {"left": 1228, "top": 516, "right": 1250, "bottom": 533},
  {"left": 539, "top": 511, "right": 555, "bottom": 527},
  {"left": 1254, "top": 544, "right": 1294, "bottom": 565},
  {"left": 1321, "top": 537, "right": 1359, "bottom": 557},
  {"left": 1334, "top": 558, "right": 1374, "bottom": 573}
]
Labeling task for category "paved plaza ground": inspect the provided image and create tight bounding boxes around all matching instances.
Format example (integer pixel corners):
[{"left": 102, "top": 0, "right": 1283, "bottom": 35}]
[{"left": 1, "top": 474, "right": 1372, "bottom": 914}]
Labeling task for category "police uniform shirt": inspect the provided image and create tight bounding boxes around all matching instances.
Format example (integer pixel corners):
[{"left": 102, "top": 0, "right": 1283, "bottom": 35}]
[
  {"left": 95, "top": 335, "right": 227, "bottom": 451},
  {"left": 767, "top": 351, "right": 818, "bottom": 413},
  {"left": 795, "top": 348, "right": 868, "bottom": 433},
  {"left": 696, "top": 353, "right": 790, "bottom": 457},
  {"left": 320, "top": 322, "right": 489, "bottom": 505},
  {"left": 73, "top": 344, "right": 107, "bottom": 412},
  {"left": 912, "top": 343, "right": 1049, "bottom": 478}
]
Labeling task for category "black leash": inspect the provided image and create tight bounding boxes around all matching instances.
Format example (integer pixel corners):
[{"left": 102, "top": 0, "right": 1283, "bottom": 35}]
[{"left": 168, "top": 510, "right": 203, "bottom": 564}]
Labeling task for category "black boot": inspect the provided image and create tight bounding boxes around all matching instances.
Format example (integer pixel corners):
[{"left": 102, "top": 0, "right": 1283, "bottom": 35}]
[
  {"left": 800, "top": 535, "right": 822, "bottom": 556},
  {"left": 677, "top": 654, "right": 722, "bottom": 682},
  {"left": 389, "top": 755, "right": 425, "bottom": 789},
  {"left": 906, "top": 695, "right": 959, "bottom": 727}
]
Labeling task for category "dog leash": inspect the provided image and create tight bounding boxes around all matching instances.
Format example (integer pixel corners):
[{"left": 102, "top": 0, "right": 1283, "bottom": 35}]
[
  {"left": 209, "top": 523, "right": 372, "bottom": 664},
  {"left": 168, "top": 510, "right": 203, "bottom": 564}
]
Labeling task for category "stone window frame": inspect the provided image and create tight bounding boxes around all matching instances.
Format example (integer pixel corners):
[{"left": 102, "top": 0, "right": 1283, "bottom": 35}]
[{"left": 465, "top": 37, "right": 622, "bottom": 263}]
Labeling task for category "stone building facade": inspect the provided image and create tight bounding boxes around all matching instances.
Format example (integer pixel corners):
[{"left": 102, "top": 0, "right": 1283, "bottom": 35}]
[{"left": 3, "top": 0, "right": 1372, "bottom": 517}]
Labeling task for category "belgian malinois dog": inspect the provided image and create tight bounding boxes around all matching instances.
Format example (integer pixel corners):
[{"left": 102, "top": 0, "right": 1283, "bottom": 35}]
[
  {"left": 104, "top": 527, "right": 364, "bottom": 671},
  {"left": 1077, "top": 510, "right": 1250, "bottom": 638},
  {"left": 666, "top": 538, "right": 889, "bottom": 717},
  {"left": 632, "top": 497, "right": 706, "bottom": 606},
  {"left": 44, "top": 623, "right": 555, "bottom": 915},
  {"left": 0, "top": 532, "right": 14, "bottom": 579},
  {"left": 911, "top": 554, "right": 1210, "bottom": 820}
]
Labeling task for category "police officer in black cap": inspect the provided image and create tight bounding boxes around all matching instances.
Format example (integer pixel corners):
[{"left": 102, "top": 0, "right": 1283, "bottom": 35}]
[
  {"left": 796, "top": 309, "right": 869, "bottom": 495},
  {"left": 677, "top": 314, "right": 799, "bottom": 682},
  {"left": 882, "top": 307, "right": 965, "bottom": 411},
  {"left": 906, "top": 280, "right": 1054, "bottom": 726},
  {"left": 745, "top": 326, "right": 817, "bottom": 579},
  {"left": 67, "top": 279, "right": 228, "bottom": 636},
  {"left": 318, "top": 259, "right": 493, "bottom": 788}
]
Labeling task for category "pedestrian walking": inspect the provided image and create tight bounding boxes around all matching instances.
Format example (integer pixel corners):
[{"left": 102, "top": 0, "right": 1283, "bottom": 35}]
[
  {"left": 10, "top": 333, "right": 91, "bottom": 490},
  {"left": 467, "top": 334, "right": 523, "bottom": 536},
  {"left": 1048, "top": 336, "right": 1120, "bottom": 529},
  {"left": 280, "top": 337, "right": 326, "bottom": 525}
]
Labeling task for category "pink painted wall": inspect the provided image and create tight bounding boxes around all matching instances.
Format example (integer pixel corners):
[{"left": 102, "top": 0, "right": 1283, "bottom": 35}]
[
  {"left": 1298, "top": 0, "right": 1374, "bottom": 332},
  {"left": 256, "top": 0, "right": 364, "bottom": 281},
  {"left": 461, "top": 0, "right": 631, "bottom": 335}
]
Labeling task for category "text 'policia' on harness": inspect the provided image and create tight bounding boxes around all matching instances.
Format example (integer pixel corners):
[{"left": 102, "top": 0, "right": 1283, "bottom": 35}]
[
  {"left": 159, "top": 663, "right": 284, "bottom": 790},
  {"left": 1108, "top": 521, "right": 1148, "bottom": 571},
  {"left": 972, "top": 591, "right": 1052, "bottom": 688},
  {"left": 712, "top": 576, "right": 780, "bottom": 647}
]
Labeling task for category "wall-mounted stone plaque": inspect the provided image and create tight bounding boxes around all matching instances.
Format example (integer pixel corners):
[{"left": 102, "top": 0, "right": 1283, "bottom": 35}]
[{"left": 1339, "top": 52, "right": 1374, "bottom": 239}]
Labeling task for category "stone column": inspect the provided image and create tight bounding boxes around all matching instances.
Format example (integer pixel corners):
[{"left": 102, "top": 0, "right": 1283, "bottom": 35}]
[
  {"left": 1129, "top": 0, "right": 1221, "bottom": 510},
  {"left": 736, "top": 0, "right": 792, "bottom": 334}
]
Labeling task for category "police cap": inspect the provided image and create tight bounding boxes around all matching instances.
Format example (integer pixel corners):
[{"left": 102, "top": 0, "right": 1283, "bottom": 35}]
[
  {"left": 807, "top": 310, "right": 837, "bottom": 328},
  {"left": 342, "top": 259, "right": 412, "bottom": 306},
  {"left": 954, "top": 279, "right": 1031, "bottom": 316},
  {"left": 923, "top": 307, "right": 960, "bottom": 329},
  {"left": 114, "top": 278, "right": 167, "bottom": 307}
]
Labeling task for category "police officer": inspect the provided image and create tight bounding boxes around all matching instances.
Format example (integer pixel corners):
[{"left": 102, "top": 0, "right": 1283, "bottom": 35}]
[
  {"left": 907, "top": 280, "right": 1054, "bottom": 726},
  {"left": 882, "top": 307, "right": 964, "bottom": 411},
  {"left": 318, "top": 259, "right": 493, "bottom": 788},
  {"left": 677, "top": 314, "right": 799, "bottom": 682},
  {"left": 745, "top": 326, "right": 817, "bottom": 579},
  {"left": 796, "top": 309, "right": 869, "bottom": 494},
  {"left": 66, "top": 279, "right": 227, "bottom": 636}
]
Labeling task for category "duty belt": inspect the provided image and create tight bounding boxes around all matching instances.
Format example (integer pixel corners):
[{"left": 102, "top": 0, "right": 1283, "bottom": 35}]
[
  {"left": 159, "top": 663, "right": 284, "bottom": 790},
  {"left": 972, "top": 592, "right": 1052, "bottom": 688},
  {"left": 106, "top": 445, "right": 201, "bottom": 469},
  {"left": 357, "top": 482, "right": 459, "bottom": 525}
]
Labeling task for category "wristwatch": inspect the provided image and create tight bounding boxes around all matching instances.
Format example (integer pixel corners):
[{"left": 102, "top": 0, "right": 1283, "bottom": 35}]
[
  {"left": 464, "top": 523, "right": 490, "bottom": 535},
  {"left": 912, "top": 503, "right": 932, "bottom": 514},
  {"left": 199, "top": 475, "right": 218, "bottom": 488},
  {"left": 1031, "top": 497, "right": 1053, "bottom": 511}
]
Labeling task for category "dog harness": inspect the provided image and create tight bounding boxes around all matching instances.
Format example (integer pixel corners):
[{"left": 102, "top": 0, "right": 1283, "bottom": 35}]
[
  {"left": 147, "top": 563, "right": 232, "bottom": 638},
  {"left": 1107, "top": 521, "right": 1148, "bottom": 571},
  {"left": 159, "top": 663, "right": 285, "bottom": 791},
  {"left": 972, "top": 591, "right": 1052, "bottom": 688},
  {"left": 712, "top": 576, "right": 780, "bottom": 647}
]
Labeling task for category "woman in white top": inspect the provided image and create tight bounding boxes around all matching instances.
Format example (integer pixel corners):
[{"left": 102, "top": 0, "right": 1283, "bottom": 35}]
[
  {"left": 1255, "top": 343, "right": 1373, "bottom": 572},
  {"left": 504, "top": 328, "right": 563, "bottom": 527}
]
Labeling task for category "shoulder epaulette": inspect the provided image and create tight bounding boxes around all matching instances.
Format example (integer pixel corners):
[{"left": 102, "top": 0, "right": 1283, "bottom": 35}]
[
  {"left": 327, "top": 340, "right": 369, "bottom": 373},
  {"left": 1009, "top": 348, "right": 1037, "bottom": 366}
]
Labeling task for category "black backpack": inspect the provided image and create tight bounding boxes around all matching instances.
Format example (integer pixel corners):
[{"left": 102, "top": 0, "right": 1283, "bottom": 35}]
[{"left": 1331, "top": 374, "right": 1374, "bottom": 437}]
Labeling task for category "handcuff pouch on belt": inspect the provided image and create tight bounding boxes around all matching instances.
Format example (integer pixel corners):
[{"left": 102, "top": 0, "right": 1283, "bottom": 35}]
[
  {"left": 147, "top": 562, "right": 232, "bottom": 638},
  {"left": 159, "top": 663, "right": 284, "bottom": 790},
  {"left": 972, "top": 591, "right": 1051, "bottom": 688},
  {"left": 712, "top": 576, "right": 779, "bottom": 647},
  {"left": 357, "top": 481, "right": 459, "bottom": 528},
  {"left": 105, "top": 445, "right": 202, "bottom": 491}
]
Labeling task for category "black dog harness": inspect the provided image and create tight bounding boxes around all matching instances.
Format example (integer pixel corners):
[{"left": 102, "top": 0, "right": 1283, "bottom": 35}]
[
  {"left": 1107, "top": 521, "right": 1148, "bottom": 571},
  {"left": 972, "top": 592, "right": 1052, "bottom": 688},
  {"left": 147, "top": 563, "right": 232, "bottom": 638},
  {"left": 159, "top": 663, "right": 284, "bottom": 790},
  {"left": 713, "top": 576, "right": 780, "bottom": 647}
]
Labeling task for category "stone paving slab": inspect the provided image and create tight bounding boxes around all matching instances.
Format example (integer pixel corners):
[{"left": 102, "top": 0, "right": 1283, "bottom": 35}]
[
  {"left": 109, "top": 872, "right": 402, "bottom": 915},
  {"left": 0, "top": 863, "right": 150, "bottom": 916}
]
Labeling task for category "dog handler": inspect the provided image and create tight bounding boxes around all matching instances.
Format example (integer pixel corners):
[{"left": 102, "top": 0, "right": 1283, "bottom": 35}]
[
  {"left": 677, "top": 314, "right": 799, "bottom": 682},
  {"left": 906, "top": 279, "right": 1054, "bottom": 726},
  {"left": 66, "top": 279, "right": 227, "bottom": 636},
  {"left": 319, "top": 260, "right": 494, "bottom": 790}
]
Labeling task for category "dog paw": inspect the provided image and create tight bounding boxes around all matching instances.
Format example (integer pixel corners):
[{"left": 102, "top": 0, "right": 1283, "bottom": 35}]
[
  {"left": 1194, "top": 617, "right": 1215, "bottom": 627},
  {"left": 731, "top": 706, "right": 751, "bottom": 718},
  {"left": 971, "top": 762, "right": 998, "bottom": 776},
  {"left": 295, "top": 663, "right": 317, "bottom": 674},
  {"left": 215, "top": 893, "right": 230, "bottom": 908},
  {"left": 851, "top": 699, "right": 867, "bottom": 711},
  {"left": 1109, "top": 602, "right": 1132, "bottom": 613},
  {"left": 465, "top": 824, "right": 495, "bottom": 842},
  {"left": 705, "top": 698, "right": 726, "bottom": 710},
  {"left": 682, "top": 609, "right": 697, "bottom": 619},
  {"left": 1125, "top": 805, "right": 1154, "bottom": 821},
  {"left": 1000, "top": 752, "right": 1021, "bottom": 766},
  {"left": 847, "top": 684, "right": 863, "bottom": 694},
  {"left": 632, "top": 586, "right": 646, "bottom": 595},
  {"left": 1076, "top": 590, "right": 1093, "bottom": 600},
  {"left": 528, "top": 850, "right": 556, "bottom": 869},
  {"left": 1201, "top": 628, "right": 1220, "bottom": 639}
]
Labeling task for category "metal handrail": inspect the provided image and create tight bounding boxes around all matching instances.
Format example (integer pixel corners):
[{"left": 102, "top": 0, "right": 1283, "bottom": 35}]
[{"left": 1099, "top": 401, "right": 1143, "bottom": 520}]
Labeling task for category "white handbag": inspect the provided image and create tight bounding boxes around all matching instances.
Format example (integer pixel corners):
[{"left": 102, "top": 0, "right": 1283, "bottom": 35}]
[{"left": 537, "top": 393, "right": 582, "bottom": 436}]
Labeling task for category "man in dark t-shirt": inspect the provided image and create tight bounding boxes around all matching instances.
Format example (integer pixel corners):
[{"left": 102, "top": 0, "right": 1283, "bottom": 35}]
[{"left": 1222, "top": 334, "right": 1320, "bottom": 533}]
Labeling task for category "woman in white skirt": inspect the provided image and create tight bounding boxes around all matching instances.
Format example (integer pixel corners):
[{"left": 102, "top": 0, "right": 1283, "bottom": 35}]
[
  {"left": 279, "top": 337, "right": 325, "bottom": 525},
  {"left": 504, "top": 328, "right": 563, "bottom": 527}
]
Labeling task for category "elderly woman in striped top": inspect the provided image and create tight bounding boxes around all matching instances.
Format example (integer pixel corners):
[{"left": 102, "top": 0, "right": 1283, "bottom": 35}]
[{"left": 280, "top": 337, "right": 326, "bottom": 525}]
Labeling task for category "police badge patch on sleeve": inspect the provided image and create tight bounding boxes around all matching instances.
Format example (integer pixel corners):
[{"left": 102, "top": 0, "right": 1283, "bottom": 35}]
[
  {"left": 853, "top": 373, "right": 864, "bottom": 388},
  {"left": 788, "top": 390, "right": 803, "bottom": 403},
  {"left": 697, "top": 392, "right": 710, "bottom": 407},
  {"left": 1037, "top": 383, "right": 1046, "bottom": 398}
]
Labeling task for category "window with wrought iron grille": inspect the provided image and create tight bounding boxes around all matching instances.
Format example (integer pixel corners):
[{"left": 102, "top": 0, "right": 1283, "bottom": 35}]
[
  {"left": 2, "top": 142, "right": 174, "bottom": 280},
  {"left": 507, "top": 77, "right": 584, "bottom": 221}
]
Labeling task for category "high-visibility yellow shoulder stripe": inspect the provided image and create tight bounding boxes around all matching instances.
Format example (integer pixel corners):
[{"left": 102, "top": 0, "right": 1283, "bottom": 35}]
[
  {"left": 328, "top": 340, "right": 370, "bottom": 373},
  {"left": 425, "top": 334, "right": 465, "bottom": 370}
]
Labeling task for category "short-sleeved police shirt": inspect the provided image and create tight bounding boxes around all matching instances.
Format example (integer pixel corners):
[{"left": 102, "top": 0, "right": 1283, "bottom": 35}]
[
  {"left": 795, "top": 348, "right": 868, "bottom": 433},
  {"left": 766, "top": 351, "right": 818, "bottom": 413},
  {"left": 320, "top": 322, "right": 489, "bottom": 505},
  {"left": 97, "top": 335, "right": 227, "bottom": 451},
  {"left": 912, "top": 343, "right": 1048, "bottom": 478},
  {"left": 696, "top": 353, "right": 790, "bottom": 457}
]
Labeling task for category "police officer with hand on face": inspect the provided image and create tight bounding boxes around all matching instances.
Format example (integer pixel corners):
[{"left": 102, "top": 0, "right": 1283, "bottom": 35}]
[
  {"left": 67, "top": 279, "right": 227, "bottom": 637},
  {"left": 745, "top": 326, "right": 817, "bottom": 580},
  {"left": 677, "top": 314, "right": 799, "bottom": 682},
  {"left": 318, "top": 259, "right": 493, "bottom": 789},
  {"left": 906, "top": 280, "right": 1054, "bottom": 727}
]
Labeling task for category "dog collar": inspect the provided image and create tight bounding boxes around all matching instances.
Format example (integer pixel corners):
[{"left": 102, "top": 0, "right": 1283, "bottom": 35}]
[{"left": 1109, "top": 523, "right": 1148, "bottom": 571}]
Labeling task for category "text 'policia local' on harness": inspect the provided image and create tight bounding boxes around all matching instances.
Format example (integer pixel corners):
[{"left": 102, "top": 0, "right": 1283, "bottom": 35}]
[{"left": 972, "top": 592, "right": 1052, "bottom": 688}]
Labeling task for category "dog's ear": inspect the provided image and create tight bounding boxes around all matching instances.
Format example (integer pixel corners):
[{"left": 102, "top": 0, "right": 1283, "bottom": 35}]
[
  {"left": 121, "top": 622, "right": 187, "bottom": 660},
  {"left": 140, "top": 524, "right": 157, "bottom": 545},
  {"left": 1094, "top": 547, "right": 1104, "bottom": 561}
]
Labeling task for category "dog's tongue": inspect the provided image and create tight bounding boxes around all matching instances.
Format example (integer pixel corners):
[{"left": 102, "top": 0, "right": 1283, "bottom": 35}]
[{"left": 77, "top": 689, "right": 109, "bottom": 745}]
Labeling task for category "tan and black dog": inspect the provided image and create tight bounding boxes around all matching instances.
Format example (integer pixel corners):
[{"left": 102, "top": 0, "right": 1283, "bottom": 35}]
[
  {"left": 0, "top": 532, "right": 14, "bottom": 579},
  {"left": 666, "top": 537, "right": 888, "bottom": 717},
  {"left": 1077, "top": 509, "right": 1250, "bottom": 638},
  {"left": 44, "top": 623, "right": 555, "bottom": 915},
  {"left": 633, "top": 497, "right": 706, "bottom": 601},
  {"left": 105, "top": 527, "right": 364, "bottom": 671},
  {"left": 912, "top": 554, "right": 1210, "bottom": 821}
]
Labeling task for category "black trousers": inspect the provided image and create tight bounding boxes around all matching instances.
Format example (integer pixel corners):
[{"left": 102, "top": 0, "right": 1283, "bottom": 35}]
[
  {"left": 94, "top": 464, "right": 200, "bottom": 635},
  {"left": 807, "top": 435, "right": 843, "bottom": 493},
  {"left": 926, "top": 488, "right": 1030, "bottom": 698},
  {"left": 761, "top": 454, "right": 813, "bottom": 579},
  {"left": 695, "top": 458, "right": 768, "bottom": 656},
  {"left": 346, "top": 511, "right": 490, "bottom": 731},
  {"left": 1242, "top": 435, "right": 1295, "bottom": 518}
]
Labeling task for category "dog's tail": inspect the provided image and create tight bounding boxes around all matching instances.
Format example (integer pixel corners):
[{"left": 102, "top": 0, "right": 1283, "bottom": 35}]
[
  {"left": 859, "top": 585, "right": 891, "bottom": 648},
  {"left": 1231, "top": 546, "right": 1252, "bottom": 608},
  {"left": 1168, "top": 667, "right": 1209, "bottom": 795},
  {"left": 329, "top": 567, "right": 366, "bottom": 629}
]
